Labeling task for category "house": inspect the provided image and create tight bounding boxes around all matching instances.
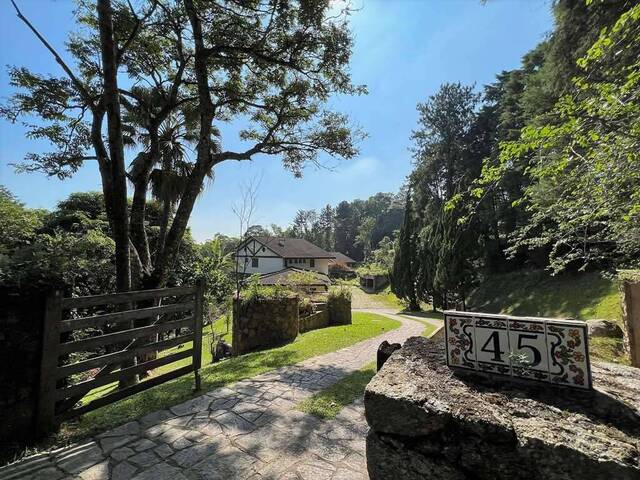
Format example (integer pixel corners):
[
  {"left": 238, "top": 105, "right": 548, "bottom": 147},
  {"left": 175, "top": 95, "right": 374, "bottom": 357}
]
[
  {"left": 234, "top": 236, "right": 335, "bottom": 276},
  {"left": 328, "top": 252, "right": 357, "bottom": 268}
]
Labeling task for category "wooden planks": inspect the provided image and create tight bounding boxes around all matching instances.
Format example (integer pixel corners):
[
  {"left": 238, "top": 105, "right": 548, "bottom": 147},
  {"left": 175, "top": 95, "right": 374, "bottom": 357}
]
[
  {"left": 61, "top": 285, "right": 196, "bottom": 309},
  {"left": 37, "top": 284, "right": 204, "bottom": 436},
  {"left": 58, "top": 316, "right": 194, "bottom": 355},
  {"left": 58, "top": 301, "right": 194, "bottom": 332}
]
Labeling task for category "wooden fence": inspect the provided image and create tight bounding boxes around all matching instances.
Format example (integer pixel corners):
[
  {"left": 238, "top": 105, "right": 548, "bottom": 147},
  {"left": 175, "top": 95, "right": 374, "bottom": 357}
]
[{"left": 37, "top": 282, "right": 204, "bottom": 435}]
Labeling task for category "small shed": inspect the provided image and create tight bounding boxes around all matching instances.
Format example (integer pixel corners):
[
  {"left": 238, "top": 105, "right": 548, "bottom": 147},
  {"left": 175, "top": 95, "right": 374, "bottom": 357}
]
[{"left": 359, "top": 273, "right": 389, "bottom": 293}]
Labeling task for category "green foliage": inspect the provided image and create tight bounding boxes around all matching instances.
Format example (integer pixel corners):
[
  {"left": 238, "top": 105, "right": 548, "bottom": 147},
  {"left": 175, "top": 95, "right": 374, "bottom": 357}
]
[
  {"left": 458, "top": 1, "right": 639, "bottom": 275},
  {"left": 278, "top": 192, "right": 404, "bottom": 262},
  {"left": 392, "top": 191, "right": 419, "bottom": 309},
  {"left": 356, "top": 263, "right": 388, "bottom": 277},
  {"left": 406, "top": 83, "right": 481, "bottom": 308},
  {"left": 241, "top": 274, "right": 294, "bottom": 303},
  {"left": 328, "top": 284, "right": 352, "bottom": 302},
  {"left": 186, "top": 238, "right": 235, "bottom": 319}
]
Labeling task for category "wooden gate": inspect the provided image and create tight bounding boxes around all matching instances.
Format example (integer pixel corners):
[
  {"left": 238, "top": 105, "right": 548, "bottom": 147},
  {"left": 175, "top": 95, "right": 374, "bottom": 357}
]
[{"left": 37, "top": 281, "right": 204, "bottom": 435}]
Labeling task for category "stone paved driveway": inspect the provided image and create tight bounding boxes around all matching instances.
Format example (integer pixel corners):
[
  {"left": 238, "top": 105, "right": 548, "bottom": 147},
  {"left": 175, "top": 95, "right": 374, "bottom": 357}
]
[{"left": 2, "top": 311, "right": 439, "bottom": 480}]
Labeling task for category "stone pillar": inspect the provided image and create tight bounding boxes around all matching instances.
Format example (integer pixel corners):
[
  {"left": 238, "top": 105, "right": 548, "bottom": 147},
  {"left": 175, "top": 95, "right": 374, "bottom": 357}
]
[{"left": 619, "top": 272, "right": 640, "bottom": 367}]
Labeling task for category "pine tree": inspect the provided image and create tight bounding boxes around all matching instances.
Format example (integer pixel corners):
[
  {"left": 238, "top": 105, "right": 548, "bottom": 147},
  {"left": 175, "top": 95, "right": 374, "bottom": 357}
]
[{"left": 391, "top": 191, "right": 420, "bottom": 311}]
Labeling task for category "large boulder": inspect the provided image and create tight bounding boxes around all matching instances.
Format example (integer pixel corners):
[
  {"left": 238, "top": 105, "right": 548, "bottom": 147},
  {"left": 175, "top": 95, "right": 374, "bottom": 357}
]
[
  {"left": 364, "top": 336, "right": 640, "bottom": 480},
  {"left": 586, "top": 319, "right": 624, "bottom": 338}
]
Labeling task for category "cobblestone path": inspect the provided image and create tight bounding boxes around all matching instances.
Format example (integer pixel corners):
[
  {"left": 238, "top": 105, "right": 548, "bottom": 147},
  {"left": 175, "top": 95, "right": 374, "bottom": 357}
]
[{"left": 2, "top": 311, "right": 437, "bottom": 480}]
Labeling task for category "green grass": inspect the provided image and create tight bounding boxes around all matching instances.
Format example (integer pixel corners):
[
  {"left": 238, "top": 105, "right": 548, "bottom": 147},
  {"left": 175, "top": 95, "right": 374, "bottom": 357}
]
[
  {"left": 297, "top": 361, "right": 376, "bottom": 419},
  {"left": 467, "top": 270, "right": 621, "bottom": 321},
  {"left": 57, "top": 312, "right": 400, "bottom": 444},
  {"left": 369, "top": 285, "right": 405, "bottom": 309},
  {"left": 589, "top": 337, "right": 630, "bottom": 365},
  {"left": 467, "top": 270, "right": 629, "bottom": 365}
]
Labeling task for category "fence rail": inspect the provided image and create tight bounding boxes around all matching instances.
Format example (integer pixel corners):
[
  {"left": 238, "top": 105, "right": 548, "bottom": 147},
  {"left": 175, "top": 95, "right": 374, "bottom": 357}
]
[{"left": 37, "top": 281, "right": 204, "bottom": 435}]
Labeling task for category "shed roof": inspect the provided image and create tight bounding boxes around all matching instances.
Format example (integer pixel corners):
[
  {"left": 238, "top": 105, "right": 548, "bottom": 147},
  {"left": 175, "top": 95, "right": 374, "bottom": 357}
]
[{"left": 328, "top": 252, "right": 357, "bottom": 264}]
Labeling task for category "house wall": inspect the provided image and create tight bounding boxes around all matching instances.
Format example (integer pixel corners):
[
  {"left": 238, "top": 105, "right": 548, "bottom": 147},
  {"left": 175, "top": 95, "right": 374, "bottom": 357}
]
[
  {"left": 236, "top": 256, "right": 284, "bottom": 275},
  {"left": 284, "top": 258, "right": 329, "bottom": 275},
  {"left": 235, "top": 240, "right": 285, "bottom": 275}
]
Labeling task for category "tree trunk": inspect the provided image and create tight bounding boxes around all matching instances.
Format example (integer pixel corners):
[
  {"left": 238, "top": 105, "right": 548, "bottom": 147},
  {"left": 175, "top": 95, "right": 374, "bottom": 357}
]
[
  {"left": 98, "top": 0, "right": 136, "bottom": 388},
  {"left": 98, "top": 0, "right": 131, "bottom": 293}
]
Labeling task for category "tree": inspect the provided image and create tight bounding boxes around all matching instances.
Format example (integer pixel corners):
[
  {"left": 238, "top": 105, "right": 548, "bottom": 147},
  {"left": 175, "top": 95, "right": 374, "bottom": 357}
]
[
  {"left": 4, "top": 0, "right": 364, "bottom": 292},
  {"left": 355, "top": 216, "right": 375, "bottom": 261},
  {"left": 499, "top": 3, "right": 640, "bottom": 272},
  {"left": 317, "top": 204, "right": 335, "bottom": 250},
  {"left": 391, "top": 191, "right": 419, "bottom": 310},
  {"left": 409, "top": 83, "right": 481, "bottom": 307}
]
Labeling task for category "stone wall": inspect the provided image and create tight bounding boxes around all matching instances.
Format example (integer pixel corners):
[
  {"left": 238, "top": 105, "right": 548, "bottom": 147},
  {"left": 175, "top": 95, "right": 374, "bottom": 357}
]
[
  {"left": 0, "top": 288, "right": 47, "bottom": 446},
  {"left": 299, "top": 303, "right": 329, "bottom": 333},
  {"left": 328, "top": 296, "right": 351, "bottom": 326},
  {"left": 365, "top": 336, "right": 640, "bottom": 480},
  {"left": 232, "top": 296, "right": 299, "bottom": 355}
]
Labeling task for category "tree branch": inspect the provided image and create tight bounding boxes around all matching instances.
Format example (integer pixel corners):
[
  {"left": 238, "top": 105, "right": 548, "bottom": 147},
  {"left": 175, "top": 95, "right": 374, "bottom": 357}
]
[{"left": 10, "top": 0, "right": 94, "bottom": 106}]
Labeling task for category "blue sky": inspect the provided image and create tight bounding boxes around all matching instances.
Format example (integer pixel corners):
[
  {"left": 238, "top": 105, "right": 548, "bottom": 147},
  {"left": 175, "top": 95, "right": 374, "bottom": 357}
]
[{"left": 0, "top": 0, "right": 553, "bottom": 241}]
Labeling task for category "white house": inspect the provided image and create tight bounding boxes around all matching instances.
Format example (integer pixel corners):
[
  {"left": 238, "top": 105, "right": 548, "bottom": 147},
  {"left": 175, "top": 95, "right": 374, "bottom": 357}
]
[{"left": 234, "top": 236, "right": 335, "bottom": 276}]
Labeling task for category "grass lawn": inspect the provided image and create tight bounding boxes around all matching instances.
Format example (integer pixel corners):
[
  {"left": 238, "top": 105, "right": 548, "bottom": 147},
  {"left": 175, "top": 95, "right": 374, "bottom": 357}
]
[
  {"left": 55, "top": 312, "right": 400, "bottom": 446},
  {"left": 368, "top": 286, "right": 405, "bottom": 309},
  {"left": 467, "top": 270, "right": 628, "bottom": 364},
  {"left": 297, "top": 361, "right": 376, "bottom": 419},
  {"left": 589, "top": 337, "right": 630, "bottom": 365},
  {"left": 467, "top": 270, "right": 621, "bottom": 321}
]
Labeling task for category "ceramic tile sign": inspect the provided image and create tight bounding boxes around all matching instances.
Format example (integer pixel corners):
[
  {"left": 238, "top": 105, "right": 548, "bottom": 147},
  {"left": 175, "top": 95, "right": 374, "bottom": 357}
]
[{"left": 444, "top": 311, "right": 592, "bottom": 389}]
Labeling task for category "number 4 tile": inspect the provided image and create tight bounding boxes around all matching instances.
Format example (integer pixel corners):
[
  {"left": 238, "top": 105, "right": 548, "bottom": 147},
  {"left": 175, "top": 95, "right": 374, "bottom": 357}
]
[{"left": 475, "top": 316, "right": 511, "bottom": 376}]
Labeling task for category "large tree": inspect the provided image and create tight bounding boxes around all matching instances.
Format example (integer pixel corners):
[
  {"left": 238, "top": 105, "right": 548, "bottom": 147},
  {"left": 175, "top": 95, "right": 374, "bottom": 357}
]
[{"left": 4, "top": 0, "right": 364, "bottom": 291}]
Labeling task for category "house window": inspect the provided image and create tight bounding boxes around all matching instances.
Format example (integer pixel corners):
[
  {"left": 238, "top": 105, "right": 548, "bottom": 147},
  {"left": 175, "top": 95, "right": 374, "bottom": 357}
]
[
  {"left": 251, "top": 257, "right": 259, "bottom": 268},
  {"left": 310, "top": 259, "right": 315, "bottom": 268}
]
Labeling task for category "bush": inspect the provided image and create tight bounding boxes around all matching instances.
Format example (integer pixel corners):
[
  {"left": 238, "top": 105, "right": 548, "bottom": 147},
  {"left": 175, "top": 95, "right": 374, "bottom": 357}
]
[
  {"left": 356, "top": 262, "right": 389, "bottom": 277},
  {"left": 241, "top": 274, "right": 296, "bottom": 303},
  {"left": 298, "top": 296, "right": 316, "bottom": 317},
  {"left": 328, "top": 285, "right": 352, "bottom": 302}
]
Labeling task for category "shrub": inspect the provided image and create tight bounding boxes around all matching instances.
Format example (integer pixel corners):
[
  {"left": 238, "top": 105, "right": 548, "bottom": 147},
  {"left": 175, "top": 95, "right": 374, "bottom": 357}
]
[
  {"left": 356, "top": 262, "right": 389, "bottom": 277},
  {"left": 241, "top": 275, "right": 296, "bottom": 303},
  {"left": 328, "top": 284, "right": 352, "bottom": 302}
]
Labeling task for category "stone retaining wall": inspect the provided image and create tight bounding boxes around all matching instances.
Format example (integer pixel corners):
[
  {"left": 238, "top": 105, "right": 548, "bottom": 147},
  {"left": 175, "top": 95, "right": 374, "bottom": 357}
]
[
  {"left": 365, "top": 336, "right": 640, "bottom": 480},
  {"left": 328, "top": 296, "right": 351, "bottom": 326},
  {"left": 299, "top": 303, "right": 329, "bottom": 333},
  {"left": 232, "top": 296, "right": 299, "bottom": 355}
]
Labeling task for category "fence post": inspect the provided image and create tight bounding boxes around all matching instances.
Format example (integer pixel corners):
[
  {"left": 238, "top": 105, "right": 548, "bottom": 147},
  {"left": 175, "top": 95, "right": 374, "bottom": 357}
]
[
  {"left": 37, "top": 290, "right": 62, "bottom": 437},
  {"left": 193, "top": 280, "right": 205, "bottom": 391},
  {"left": 620, "top": 273, "right": 640, "bottom": 367}
]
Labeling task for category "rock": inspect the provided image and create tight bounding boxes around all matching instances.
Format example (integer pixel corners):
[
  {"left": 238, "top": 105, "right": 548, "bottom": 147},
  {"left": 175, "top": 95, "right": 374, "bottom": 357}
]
[
  {"left": 78, "top": 460, "right": 109, "bottom": 480},
  {"left": 376, "top": 341, "right": 401, "bottom": 371},
  {"left": 56, "top": 442, "right": 105, "bottom": 474},
  {"left": 364, "top": 336, "right": 640, "bottom": 480},
  {"left": 112, "top": 461, "right": 137, "bottom": 480},
  {"left": 587, "top": 319, "right": 624, "bottom": 338}
]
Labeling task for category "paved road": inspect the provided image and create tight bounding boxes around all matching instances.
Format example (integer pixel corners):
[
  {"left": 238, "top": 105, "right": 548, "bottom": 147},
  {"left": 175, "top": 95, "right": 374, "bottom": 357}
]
[{"left": 3, "top": 310, "right": 438, "bottom": 480}]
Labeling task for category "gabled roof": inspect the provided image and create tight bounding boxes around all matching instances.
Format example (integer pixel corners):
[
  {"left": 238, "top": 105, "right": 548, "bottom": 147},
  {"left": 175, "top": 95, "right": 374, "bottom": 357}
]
[
  {"left": 258, "top": 268, "right": 331, "bottom": 286},
  {"left": 243, "top": 236, "right": 335, "bottom": 259},
  {"left": 328, "top": 252, "right": 356, "bottom": 264}
]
